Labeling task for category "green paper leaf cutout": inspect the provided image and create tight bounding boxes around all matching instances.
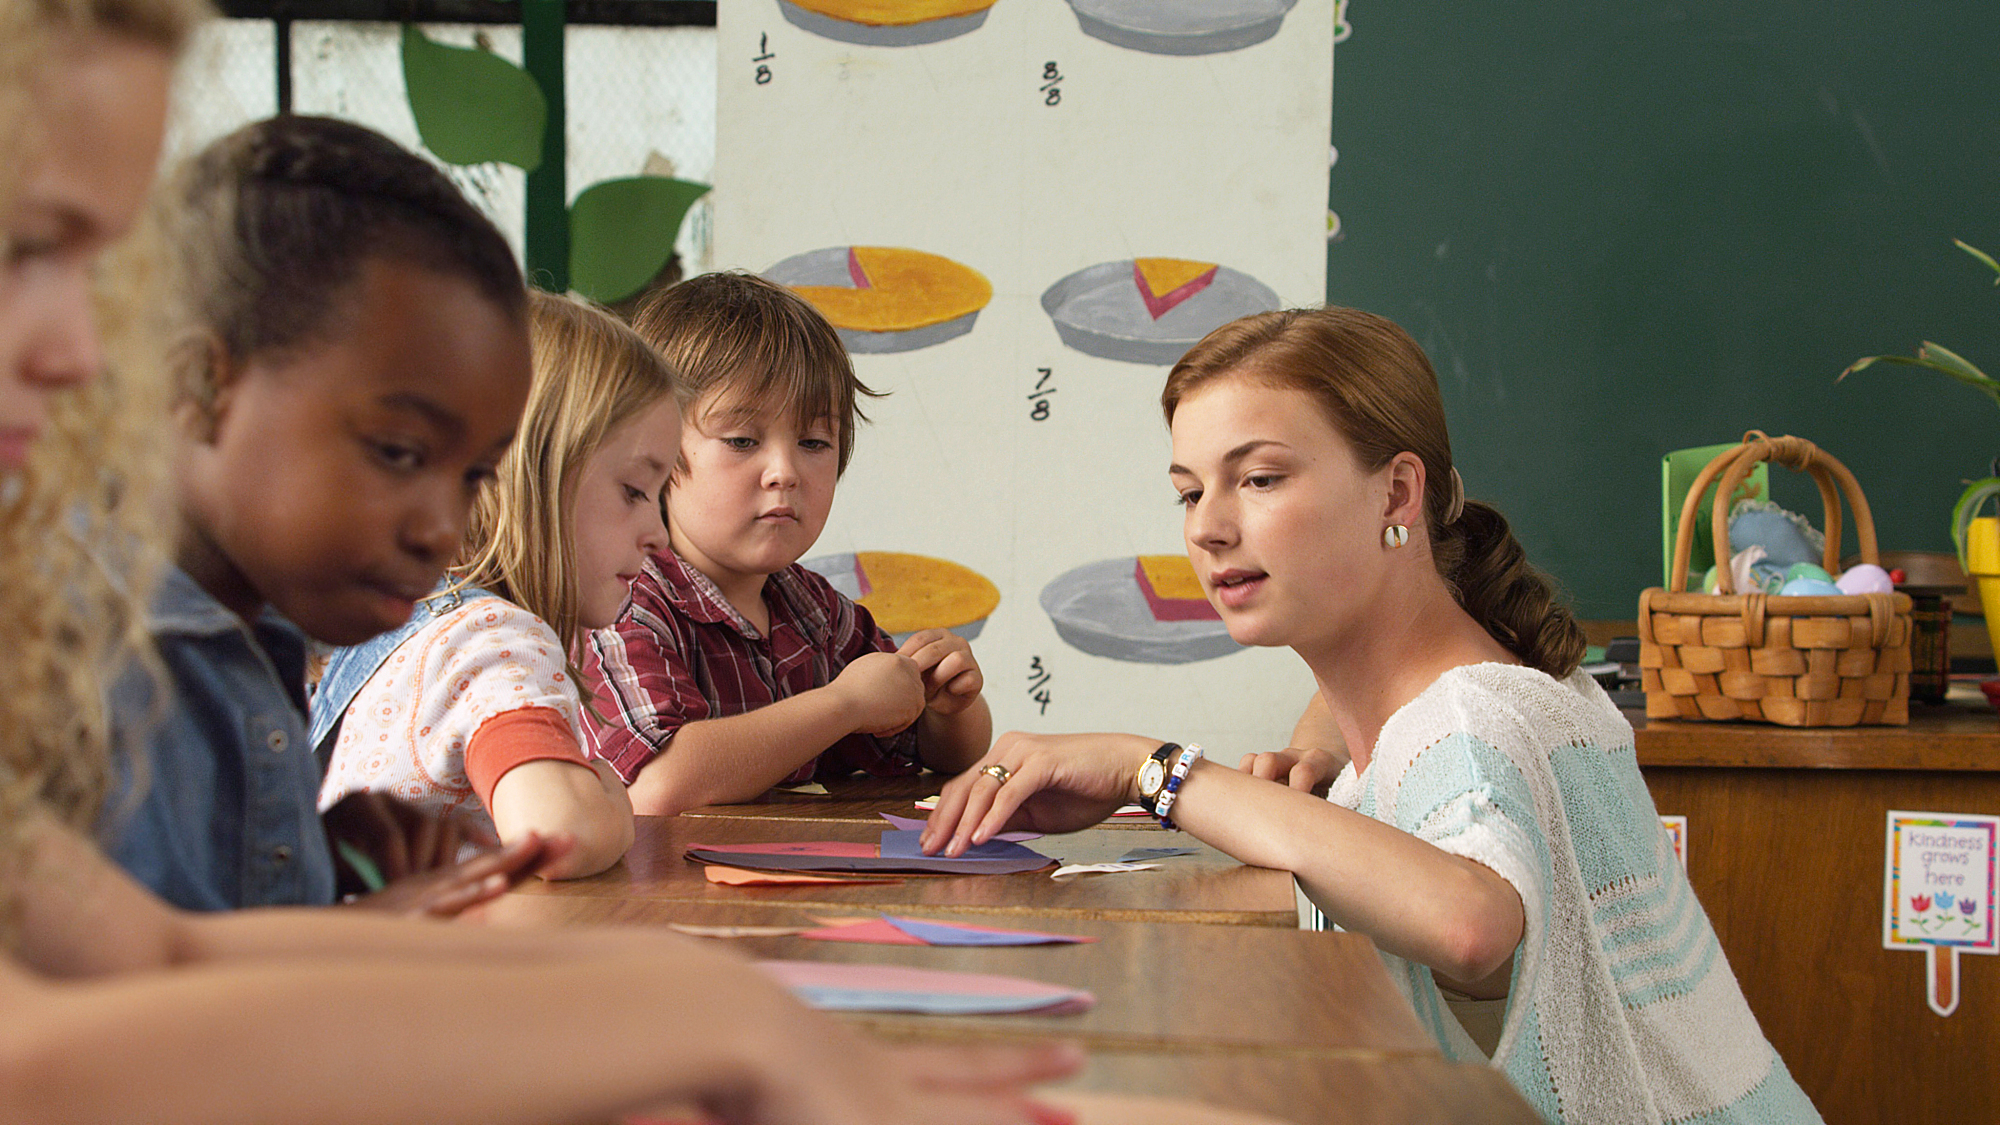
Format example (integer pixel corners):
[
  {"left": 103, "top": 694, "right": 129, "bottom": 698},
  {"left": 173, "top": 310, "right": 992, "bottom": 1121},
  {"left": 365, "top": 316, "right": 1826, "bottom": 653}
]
[
  {"left": 401, "top": 24, "right": 546, "bottom": 171},
  {"left": 568, "top": 176, "right": 711, "bottom": 304}
]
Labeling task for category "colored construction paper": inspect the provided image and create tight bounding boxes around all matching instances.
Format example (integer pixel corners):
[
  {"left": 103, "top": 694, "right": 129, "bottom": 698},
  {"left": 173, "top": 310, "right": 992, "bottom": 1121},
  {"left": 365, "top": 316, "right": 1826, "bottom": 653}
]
[
  {"left": 400, "top": 25, "right": 546, "bottom": 170},
  {"left": 688, "top": 839, "right": 1053, "bottom": 876},
  {"left": 702, "top": 864, "right": 902, "bottom": 887},
  {"left": 569, "top": 175, "right": 711, "bottom": 304},
  {"left": 757, "top": 960, "right": 1094, "bottom": 1015},
  {"left": 879, "top": 813, "right": 1041, "bottom": 842},
  {"left": 799, "top": 918, "right": 928, "bottom": 945},
  {"left": 1116, "top": 846, "right": 1199, "bottom": 863},
  {"left": 883, "top": 916, "right": 1093, "bottom": 946}
]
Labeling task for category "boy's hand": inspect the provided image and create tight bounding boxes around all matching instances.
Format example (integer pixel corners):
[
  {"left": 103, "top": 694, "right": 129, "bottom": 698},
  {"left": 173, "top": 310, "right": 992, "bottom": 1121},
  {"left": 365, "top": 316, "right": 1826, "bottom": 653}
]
[
  {"left": 344, "top": 833, "right": 571, "bottom": 918},
  {"left": 830, "top": 651, "right": 926, "bottom": 736},
  {"left": 897, "top": 629, "right": 984, "bottom": 715},
  {"left": 323, "top": 791, "right": 499, "bottom": 896}
]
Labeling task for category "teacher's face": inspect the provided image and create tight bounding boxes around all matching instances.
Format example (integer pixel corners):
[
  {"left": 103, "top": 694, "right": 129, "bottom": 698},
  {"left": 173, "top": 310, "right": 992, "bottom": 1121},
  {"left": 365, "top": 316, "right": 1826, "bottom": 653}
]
[{"left": 0, "top": 32, "right": 172, "bottom": 470}]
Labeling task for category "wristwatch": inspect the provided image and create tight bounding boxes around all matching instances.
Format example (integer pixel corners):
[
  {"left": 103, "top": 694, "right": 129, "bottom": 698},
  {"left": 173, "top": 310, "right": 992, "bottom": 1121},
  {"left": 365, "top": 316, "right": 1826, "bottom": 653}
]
[{"left": 1135, "top": 743, "right": 1181, "bottom": 810}]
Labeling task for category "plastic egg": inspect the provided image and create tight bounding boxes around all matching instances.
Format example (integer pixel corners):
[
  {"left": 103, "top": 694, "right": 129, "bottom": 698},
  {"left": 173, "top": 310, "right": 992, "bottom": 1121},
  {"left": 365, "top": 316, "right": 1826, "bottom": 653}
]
[
  {"left": 1778, "top": 577, "right": 1843, "bottom": 596},
  {"left": 1784, "top": 562, "right": 1834, "bottom": 585},
  {"left": 1700, "top": 566, "right": 1720, "bottom": 593},
  {"left": 1835, "top": 563, "right": 1895, "bottom": 595}
]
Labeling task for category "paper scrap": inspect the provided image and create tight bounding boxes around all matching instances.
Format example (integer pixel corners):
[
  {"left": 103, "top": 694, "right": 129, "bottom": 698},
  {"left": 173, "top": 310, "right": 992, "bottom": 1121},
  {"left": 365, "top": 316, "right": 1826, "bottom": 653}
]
[
  {"left": 877, "top": 829, "right": 1047, "bottom": 863},
  {"left": 757, "top": 959, "right": 1094, "bottom": 1015},
  {"left": 1116, "top": 846, "right": 1199, "bottom": 863},
  {"left": 688, "top": 836, "right": 1054, "bottom": 876},
  {"left": 773, "top": 781, "right": 830, "bottom": 796},
  {"left": 883, "top": 915, "right": 1093, "bottom": 946},
  {"left": 1051, "top": 862, "right": 1160, "bottom": 879},
  {"left": 799, "top": 918, "right": 929, "bottom": 945}
]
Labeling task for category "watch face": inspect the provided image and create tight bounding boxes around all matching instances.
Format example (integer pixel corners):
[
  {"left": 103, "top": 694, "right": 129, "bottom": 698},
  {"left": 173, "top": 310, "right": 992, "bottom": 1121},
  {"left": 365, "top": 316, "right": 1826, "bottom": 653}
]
[{"left": 1138, "top": 758, "right": 1167, "bottom": 798}]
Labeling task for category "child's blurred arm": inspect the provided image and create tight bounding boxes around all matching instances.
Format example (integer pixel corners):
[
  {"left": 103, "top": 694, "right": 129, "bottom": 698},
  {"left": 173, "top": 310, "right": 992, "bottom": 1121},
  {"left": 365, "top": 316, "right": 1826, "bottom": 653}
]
[
  {"left": 899, "top": 629, "right": 992, "bottom": 773},
  {"left": 623, "top": 653, "right": 925, "bottom": 817},
  {"left": 1, "top": 815, "right": 1080, "bottom": 1125}
]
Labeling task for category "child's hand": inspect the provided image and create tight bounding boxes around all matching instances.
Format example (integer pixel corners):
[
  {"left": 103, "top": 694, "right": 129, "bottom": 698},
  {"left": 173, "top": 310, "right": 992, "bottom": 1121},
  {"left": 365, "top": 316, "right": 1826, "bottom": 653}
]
[
  {"left": 323, "top": 791, "right": 498, "bottom": 895},
  {"left": 830, "top": 651, "right": 926, "bottom": 736},
  {"left": 1237, "top": 746, "right": 1344, "bottom": 796},
  {"left": 344, "top": 832, "right": 572, "bottom": 917},
  {"left": 896, "top": 629, "right": 984, "bottom": 715}
]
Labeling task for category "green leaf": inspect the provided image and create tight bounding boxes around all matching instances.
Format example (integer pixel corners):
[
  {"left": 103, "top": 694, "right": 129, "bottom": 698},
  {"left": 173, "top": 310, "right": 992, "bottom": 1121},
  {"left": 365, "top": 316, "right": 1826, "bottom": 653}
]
[
  {"left": 567, "top": 176, "right": 711, "bottom": 304},
  {"left": 1956, "top": 239, "right": 2000, "bottom": 284},
  {"left": 401, "top": 24, "right": 546, "bottom": 171},
  {"left": 1843, "top": 350, "right": 2000, "bottom": 407},
  {"left": 1951, "top": 478, "right": 2000, "bottom": 572}
]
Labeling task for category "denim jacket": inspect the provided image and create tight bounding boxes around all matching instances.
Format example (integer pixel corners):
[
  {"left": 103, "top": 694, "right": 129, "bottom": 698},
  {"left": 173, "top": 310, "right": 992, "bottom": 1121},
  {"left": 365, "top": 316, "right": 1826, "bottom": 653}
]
[
  {"left": 308, "top": 581, "right": 492, "bottom": 761},
  {"left": 102, "top": 564, "right": 335, "bottom": 910}
]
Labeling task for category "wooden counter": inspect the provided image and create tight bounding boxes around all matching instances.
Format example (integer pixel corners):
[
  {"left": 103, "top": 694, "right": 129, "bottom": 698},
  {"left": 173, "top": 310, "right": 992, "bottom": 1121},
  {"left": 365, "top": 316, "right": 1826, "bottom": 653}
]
[{"left": 1633, "top": 697, "right": 1999, "bottom": 1125}]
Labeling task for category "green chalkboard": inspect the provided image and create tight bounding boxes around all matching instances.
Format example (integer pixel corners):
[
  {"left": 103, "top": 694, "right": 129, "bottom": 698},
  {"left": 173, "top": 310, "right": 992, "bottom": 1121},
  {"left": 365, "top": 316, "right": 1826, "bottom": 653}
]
[{"left": 1328, "top": 1, "right": 2000, "bottom": 619}]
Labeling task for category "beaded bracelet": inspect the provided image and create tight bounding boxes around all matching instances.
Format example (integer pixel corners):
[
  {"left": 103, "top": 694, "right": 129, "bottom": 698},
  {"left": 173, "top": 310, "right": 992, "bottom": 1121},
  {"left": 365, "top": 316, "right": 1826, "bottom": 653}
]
[{"left": 1151, "top": 743, "right": 1204, "bottom": 830}]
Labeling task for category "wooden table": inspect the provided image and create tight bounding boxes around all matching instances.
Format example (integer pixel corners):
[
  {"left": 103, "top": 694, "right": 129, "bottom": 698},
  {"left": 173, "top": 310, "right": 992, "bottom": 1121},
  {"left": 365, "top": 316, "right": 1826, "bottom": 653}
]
[
  {"left": 514, "top": 814, "right": 1298, "bottom": 926},
  {"left": 483, "top": 896, "right": 1435, "bottom": 1057},
  {"left": 682, "top": 773, "right": 1160, "bottom": 828},
  {"left": 498, "top": 778, "right": 1542, "bottom": 1123},
  {"left": 1634, "top": 695, "right": 2000, "bottom": 1125}
]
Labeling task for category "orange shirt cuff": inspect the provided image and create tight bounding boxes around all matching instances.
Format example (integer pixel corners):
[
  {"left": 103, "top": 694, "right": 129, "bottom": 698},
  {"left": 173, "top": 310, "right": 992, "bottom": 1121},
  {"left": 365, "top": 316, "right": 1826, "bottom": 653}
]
[{"left": 465, "top": 707, "right": 590, "bottom": 809}]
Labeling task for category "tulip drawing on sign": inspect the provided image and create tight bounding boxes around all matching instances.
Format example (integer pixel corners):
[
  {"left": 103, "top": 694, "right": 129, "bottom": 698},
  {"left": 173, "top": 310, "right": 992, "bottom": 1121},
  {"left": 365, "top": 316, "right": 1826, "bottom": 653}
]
[
  {"left": 1914, "top": 894, "right": 1932, "bottom": 913},
  {"left": 1963, "top": 898, "right": 1980, "bottom": 917},
  {"left": 1936, "top": 892, "right": 1957, "bottom": 910}
]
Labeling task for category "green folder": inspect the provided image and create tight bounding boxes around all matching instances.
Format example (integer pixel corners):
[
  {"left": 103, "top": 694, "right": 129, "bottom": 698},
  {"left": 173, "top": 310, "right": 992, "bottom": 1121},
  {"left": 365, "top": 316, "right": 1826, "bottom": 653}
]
[{"left": 1662, "top": 444, "right": 1768, "bottom": 588}]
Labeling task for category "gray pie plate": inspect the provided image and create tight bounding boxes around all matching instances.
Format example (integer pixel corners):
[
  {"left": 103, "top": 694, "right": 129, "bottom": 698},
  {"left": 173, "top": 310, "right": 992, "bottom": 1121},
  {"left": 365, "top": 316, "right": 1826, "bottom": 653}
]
[
  {"left": 1040, "top": 557, "right": 1241, "bottom": 664},
  {"left": 1041, "top": 259, "right": 1281, "bottom": 365},
  {"left": 779, "top": 1, "right": 993, "bottom": 47},
  {"left": 766, "top": 247, "right": 983, "bottom": 354},
  {"left": 1064, "top": 0, "right": 1299, "bottom": 56}
]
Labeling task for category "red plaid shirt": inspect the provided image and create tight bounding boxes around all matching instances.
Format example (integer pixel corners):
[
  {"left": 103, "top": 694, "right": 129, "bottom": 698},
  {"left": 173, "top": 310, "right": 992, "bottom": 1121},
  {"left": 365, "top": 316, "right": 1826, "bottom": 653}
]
[{"left": 578, "top": 552, "right": 919, "bottom": 786}]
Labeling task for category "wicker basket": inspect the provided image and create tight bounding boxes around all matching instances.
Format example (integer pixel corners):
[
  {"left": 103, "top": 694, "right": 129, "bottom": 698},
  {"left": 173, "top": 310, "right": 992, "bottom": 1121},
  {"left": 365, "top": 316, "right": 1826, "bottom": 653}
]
[{"left": 1638, "top": 432, "right": 1912, "bottom": 726}]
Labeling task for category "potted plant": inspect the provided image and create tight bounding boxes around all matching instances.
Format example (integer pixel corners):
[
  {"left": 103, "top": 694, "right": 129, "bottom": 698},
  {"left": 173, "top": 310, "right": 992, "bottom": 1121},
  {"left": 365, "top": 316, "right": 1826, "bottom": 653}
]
[{"left": 1843, "top": 239, "right": 2000, "bottom": 658}]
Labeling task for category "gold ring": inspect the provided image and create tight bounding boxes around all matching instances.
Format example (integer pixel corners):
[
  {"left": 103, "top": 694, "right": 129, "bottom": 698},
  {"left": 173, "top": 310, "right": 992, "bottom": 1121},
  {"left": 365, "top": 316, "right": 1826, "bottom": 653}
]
[{"left": 978, "top": 763, "right": 1013, "bottom": 786}]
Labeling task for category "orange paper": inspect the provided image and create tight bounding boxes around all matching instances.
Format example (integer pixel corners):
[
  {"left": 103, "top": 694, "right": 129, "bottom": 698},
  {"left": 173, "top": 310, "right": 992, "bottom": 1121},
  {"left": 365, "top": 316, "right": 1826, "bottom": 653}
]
[{"left": 703, "top": 865, "right": 901, "bottom": 886}]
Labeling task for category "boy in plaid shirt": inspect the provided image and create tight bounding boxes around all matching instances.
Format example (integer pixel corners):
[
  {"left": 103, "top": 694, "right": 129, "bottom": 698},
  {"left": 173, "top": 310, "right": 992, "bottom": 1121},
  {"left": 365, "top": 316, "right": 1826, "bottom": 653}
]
[{"left": 580, "top": 274, "right": 991, "bottom": 815}]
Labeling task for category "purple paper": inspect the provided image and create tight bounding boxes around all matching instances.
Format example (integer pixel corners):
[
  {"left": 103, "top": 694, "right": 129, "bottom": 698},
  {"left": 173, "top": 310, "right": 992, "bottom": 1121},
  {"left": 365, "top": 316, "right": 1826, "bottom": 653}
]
[
  {"left": 878, "top": 829, "right": 1051, "bottom": 863},
  {"left": 686, "top": 843, "right": 1052, "bottom": 876},
  {"left": 882, "top": 915, "right": 1092, "bottom": 946}
]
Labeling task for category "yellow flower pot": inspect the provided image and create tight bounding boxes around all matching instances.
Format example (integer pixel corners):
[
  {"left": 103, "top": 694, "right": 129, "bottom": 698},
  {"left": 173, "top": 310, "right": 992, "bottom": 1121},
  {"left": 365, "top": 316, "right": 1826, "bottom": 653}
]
[{"left": 1963, "top": 515, "right": 2000, "bottom": 664}]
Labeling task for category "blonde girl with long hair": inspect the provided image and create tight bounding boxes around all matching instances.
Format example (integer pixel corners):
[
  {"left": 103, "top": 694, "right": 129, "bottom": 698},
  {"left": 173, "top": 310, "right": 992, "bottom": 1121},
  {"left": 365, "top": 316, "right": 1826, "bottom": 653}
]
[
  {"left": 314, "top": 292, "right": 670, "bottom": 879},
  {"left": 0, "top": 2, "right": 1078, "bottom": 1118}
]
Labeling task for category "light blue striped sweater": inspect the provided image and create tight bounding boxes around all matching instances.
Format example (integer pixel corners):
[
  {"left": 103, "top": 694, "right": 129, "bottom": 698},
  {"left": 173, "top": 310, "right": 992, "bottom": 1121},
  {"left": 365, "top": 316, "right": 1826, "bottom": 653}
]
[{"left": 1322, "top": 664, "right": 1822, "bottom": 1124}]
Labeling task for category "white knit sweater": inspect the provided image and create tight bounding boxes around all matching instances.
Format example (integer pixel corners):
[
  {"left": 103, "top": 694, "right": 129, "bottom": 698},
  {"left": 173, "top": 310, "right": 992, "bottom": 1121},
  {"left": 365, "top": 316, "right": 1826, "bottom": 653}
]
[{"left": 1320, "top": 664, "right": 1822, "bottom": 1125}]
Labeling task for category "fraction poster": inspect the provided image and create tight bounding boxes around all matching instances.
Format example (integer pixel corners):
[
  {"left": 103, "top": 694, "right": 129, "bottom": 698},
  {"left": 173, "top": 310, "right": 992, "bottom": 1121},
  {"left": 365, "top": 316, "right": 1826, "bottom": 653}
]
[{"left": 713, "top": 1, "right": 1337, "bottom": 752}]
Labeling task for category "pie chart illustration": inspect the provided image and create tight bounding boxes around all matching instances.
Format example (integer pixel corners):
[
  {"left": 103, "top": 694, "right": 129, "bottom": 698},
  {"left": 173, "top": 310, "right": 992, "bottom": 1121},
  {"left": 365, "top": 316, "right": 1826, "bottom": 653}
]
[
  {"left": 1064, "top": 0, "right": 1298, "bottom": 56},
  {"left": 778, "top": 0, "right": 998, "bottom": 47},
  {"left": 1040, "top": 555, "right": 1242, "bottom": 664},
  {"left": 803, "top": 551, "right": 1001, "bottom": 643},
  {"left": 1041, "top": 258, "right": 1281, "bottom": 365},
  {"left": 768, "top": 247, "right": 992, "bottom": 354}
]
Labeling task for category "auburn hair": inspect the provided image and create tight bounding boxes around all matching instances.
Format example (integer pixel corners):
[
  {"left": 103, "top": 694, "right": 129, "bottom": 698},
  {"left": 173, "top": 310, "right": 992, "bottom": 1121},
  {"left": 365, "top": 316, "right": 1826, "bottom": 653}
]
[{"left": 1162, "top": 307, "right": 1585, "bottom": 678}]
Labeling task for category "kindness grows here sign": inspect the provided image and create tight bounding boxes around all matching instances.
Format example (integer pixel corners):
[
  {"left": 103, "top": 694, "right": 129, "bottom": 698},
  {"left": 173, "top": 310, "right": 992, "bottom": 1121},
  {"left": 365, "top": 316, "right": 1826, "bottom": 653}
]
[{"left": 1884, "top": 811, "right": 1999, "bottom": 1017}]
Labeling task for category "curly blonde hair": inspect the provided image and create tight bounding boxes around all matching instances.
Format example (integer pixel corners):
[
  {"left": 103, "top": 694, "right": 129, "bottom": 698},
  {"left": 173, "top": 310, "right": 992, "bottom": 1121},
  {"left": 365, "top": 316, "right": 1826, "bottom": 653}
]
[{"left": 0, "top": 0, "right": 207, "bottom": 899}]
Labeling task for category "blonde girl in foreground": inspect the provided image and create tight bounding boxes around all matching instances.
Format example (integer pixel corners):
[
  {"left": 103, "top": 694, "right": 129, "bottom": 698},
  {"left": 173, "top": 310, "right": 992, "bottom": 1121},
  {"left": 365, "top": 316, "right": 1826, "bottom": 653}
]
[
  {"left": 315, "top": 292, "right": 667, "bottom": 879},
  {"left": 0, "top": 1, "right": 1075, "bottom": 1119},
  {"left": 923, "top": 307, "right": 1821, "bottom": 1124}
]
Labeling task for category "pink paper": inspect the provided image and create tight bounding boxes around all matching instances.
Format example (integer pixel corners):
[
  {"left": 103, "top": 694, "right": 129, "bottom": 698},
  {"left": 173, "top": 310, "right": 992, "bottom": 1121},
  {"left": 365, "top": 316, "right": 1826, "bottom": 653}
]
[{"left": 800, "top": 918, "right": 928, "bottom": 945}]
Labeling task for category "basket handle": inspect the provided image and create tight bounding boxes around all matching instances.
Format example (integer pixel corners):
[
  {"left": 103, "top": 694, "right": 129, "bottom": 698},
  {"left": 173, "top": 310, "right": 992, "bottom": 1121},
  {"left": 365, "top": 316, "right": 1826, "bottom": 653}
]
[{"left": 1666, "top": 431, "right": 1883, "bottom": 594}]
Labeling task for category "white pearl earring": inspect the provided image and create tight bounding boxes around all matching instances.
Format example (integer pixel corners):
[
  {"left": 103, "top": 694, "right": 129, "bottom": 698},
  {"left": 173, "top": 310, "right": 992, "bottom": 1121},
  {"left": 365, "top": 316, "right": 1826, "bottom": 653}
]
[{"left": 1383, "top": 524, "right": 1409, "bottom": 549}]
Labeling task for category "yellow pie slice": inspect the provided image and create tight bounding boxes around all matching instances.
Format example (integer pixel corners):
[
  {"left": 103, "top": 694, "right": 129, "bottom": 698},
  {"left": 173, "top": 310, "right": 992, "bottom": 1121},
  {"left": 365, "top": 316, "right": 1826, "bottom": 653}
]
[
  {"left": 1134, "top": 257, "right": 1219, "bottom": 320},
  {"left": 788, "top": 0, "right": 997, "bottom": 26},
  {"left": 1135, "top": 555, "right": 1219, "bottom": 622},
  {"left": 854, "top": 551, "right": 1001, "bottom": 634},
  {"left": 790, "top": 247, "right": 993, "bottom": 334}
]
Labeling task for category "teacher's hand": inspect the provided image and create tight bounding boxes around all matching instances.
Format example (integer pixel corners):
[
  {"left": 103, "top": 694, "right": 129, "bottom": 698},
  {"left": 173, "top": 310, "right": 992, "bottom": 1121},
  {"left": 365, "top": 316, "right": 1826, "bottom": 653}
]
[{"left": 920, "top": 731, "right": 1159, "bottom": 856}]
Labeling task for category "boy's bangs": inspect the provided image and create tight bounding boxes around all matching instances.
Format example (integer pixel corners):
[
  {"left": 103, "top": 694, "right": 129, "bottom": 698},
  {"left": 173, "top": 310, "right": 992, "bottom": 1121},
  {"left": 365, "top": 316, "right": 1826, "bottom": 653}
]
[{"left": 700, "top": 366, "right": 843, "bottom": 439}]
